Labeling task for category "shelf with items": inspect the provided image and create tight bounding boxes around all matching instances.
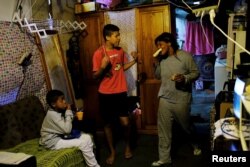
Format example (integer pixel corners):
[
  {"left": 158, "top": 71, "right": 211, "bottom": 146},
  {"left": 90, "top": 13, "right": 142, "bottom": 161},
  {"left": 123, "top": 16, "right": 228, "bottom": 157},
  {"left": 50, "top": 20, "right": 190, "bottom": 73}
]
[
  {"left": 230, "top": 13, "right": 247, "bottom": 32},
  {"left": 226, "top": 13, "right": 247, "bottom": 76}
]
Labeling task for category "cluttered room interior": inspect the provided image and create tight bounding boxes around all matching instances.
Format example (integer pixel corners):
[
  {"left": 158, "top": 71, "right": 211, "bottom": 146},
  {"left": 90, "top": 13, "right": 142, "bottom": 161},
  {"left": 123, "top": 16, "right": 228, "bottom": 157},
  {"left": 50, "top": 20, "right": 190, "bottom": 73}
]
[{"left": 0, "top": 0, "right": 250, "bottom": 167}]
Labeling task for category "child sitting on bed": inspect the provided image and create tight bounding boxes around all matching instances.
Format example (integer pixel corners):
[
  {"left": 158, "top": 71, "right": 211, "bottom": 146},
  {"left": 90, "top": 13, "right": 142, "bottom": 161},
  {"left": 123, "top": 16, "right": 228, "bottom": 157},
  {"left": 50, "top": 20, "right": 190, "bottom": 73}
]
[{"left": 39, "top": 89, "right": 100, "bottom": 167}]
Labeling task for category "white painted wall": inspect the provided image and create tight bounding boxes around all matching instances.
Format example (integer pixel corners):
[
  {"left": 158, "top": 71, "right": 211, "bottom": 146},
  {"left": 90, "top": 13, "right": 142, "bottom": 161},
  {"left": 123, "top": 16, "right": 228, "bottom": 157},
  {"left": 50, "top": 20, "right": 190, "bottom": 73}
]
[{"left": 0, "top": 0, "right": 31, "bottom": 21}]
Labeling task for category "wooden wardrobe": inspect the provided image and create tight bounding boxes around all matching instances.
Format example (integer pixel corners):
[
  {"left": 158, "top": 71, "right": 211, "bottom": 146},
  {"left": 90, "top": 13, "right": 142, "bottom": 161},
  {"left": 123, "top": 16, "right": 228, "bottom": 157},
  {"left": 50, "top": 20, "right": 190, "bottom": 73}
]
[{"left": 77, "top": 4, "right": 173, "bottom": 134}]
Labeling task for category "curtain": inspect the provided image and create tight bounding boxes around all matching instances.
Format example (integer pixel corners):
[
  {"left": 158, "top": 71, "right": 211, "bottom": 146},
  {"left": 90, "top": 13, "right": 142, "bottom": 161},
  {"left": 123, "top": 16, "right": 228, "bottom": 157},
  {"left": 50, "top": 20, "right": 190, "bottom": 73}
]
[{"left": 184, "top": 21, "right": 215, "bottom": 55}]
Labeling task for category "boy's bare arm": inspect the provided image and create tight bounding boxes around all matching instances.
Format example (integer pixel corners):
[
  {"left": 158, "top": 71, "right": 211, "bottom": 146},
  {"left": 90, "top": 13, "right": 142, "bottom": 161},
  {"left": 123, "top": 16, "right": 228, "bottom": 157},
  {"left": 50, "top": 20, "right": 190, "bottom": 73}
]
[
  {"left": 93, "top": 56, "right": 111, "bottom": 79},
  {"left": 124, "top": 51, "right": 138, "bottom": 71}
]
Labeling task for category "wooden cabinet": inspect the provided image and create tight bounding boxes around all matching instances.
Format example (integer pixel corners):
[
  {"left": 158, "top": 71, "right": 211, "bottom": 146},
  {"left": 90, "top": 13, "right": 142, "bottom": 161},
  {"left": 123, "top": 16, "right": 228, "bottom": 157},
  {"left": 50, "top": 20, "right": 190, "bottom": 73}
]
[
  {"left": 137, "top": 5, "right": 171, "bottom": 133},
  {"left": 77, "top": 4, "right": 172, "bottom": 132}
]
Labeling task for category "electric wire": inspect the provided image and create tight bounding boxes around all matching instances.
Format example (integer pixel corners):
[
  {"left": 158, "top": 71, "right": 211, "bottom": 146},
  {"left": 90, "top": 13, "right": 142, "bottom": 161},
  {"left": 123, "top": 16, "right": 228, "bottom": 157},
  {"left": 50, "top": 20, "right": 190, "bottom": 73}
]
[
  {"left": 181, "top": 0, "right": 194, "bottom": 11},
  {"left": 16, "top": 66, "right": 28, "bottom": 100},
  {"left": 178, "top": 0, "right": 250, "bottom": 69},
  {"left": 209, "top": 9, "right": 250, "bottom": 56},
  {"left": 200, "top": 10, "right": 214, "bottom": 54},
  {"left": 220, "top": 120, "right": 240, "bottom": 139},
  {"left": 181, "top": 0, "right": 221, "bottom": 14},
  {"left": 24, "top": 0, "right": 38, "bottom": 19},
  {"left": 165, "top": 0, "right": 189, "bottom": 10}
]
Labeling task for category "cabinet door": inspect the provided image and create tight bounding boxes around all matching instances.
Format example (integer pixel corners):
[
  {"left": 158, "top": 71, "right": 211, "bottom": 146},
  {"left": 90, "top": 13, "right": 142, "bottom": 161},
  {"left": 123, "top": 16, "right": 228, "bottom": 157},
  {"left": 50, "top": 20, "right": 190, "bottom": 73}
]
[
  {"left": 137, "top": 5, "right": 171, "bottom": 133},
  {"left": 78, "top": 12, "right": 104, "bottom": 128}
]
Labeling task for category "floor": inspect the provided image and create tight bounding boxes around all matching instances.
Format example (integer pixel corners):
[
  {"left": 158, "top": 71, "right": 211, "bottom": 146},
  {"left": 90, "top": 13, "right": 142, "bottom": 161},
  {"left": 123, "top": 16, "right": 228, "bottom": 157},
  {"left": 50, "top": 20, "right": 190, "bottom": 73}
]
[
  {"left": 96, "top": 133, "right": 211, "bottom": 167},
  {"left": 191, "top": 81, "right": 215, "bottom": 135},
  {"left": 95, "top": 82, "right": 215, "bottom": 167}
]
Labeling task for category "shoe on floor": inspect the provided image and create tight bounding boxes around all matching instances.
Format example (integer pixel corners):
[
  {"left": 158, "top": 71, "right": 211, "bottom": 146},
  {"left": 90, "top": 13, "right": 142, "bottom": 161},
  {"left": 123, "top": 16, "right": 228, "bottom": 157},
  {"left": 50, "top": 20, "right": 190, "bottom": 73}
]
[
  {"left": 191, "top": 143, "right": 202, "bottom": 156},
  {"left": 193, "top": 146, "right": 202, "bottom": 155},
  {"left": 152, "top": 160, "right": 171, "bottom": 167}
]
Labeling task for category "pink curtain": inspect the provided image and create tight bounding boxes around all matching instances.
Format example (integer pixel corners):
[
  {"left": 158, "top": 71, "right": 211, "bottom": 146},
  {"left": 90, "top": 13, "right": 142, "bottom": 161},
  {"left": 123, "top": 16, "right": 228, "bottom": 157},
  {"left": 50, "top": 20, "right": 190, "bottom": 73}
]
[{"left": 184, "top": 21, "right": 214, "bottom": 55}]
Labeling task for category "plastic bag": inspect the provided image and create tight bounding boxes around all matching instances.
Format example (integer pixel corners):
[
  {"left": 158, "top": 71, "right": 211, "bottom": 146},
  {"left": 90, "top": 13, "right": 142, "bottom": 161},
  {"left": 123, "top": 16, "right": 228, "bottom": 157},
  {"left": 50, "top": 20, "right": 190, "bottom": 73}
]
[{"left": 215, "top": 45, "right": 227, "bottom": 59}]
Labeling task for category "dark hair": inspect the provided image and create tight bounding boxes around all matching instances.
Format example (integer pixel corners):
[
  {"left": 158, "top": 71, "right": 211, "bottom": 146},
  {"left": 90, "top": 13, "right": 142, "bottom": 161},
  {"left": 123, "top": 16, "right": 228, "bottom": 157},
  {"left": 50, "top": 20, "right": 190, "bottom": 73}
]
[
  {"left": 46, "top": 89, "right": 64, "bottom": 108},
  {"left": 154, "top": 32, "right": 179, "bottom": 52},
  {"left": 103, "top": 24, "right": 120, "bottom": 41}
]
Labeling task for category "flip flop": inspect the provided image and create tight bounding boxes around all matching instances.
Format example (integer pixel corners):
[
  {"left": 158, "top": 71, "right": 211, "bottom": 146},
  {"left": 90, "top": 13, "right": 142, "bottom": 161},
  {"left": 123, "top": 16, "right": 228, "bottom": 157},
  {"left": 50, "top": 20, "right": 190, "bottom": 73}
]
[
  {"left": 106, "top": 154, "right": 115, "bottom": 165},
  {"left": 124, "top": 152, "right": 133, "bottom": 159},
  {"left": 124, "top": 146, "right": 133, "bottom": 159}
]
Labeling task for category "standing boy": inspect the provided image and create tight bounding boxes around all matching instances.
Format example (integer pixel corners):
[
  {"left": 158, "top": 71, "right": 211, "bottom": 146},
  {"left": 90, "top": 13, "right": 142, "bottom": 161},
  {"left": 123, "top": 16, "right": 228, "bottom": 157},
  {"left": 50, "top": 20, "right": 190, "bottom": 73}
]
[
  {"left": 92, "top": 24, "right": 138, "bottom": 165},
  {"left": 39, "top": 89, "right": 100, "bottom": 167},
  {"left": 152, "top": 32, "right": 201, "bottom": 167}
]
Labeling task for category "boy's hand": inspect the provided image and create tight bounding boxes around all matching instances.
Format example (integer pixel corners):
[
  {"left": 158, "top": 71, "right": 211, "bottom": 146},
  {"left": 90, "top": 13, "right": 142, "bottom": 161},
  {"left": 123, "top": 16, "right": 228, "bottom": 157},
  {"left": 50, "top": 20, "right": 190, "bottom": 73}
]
[
  {"left": 172, "top": 74, "right": 185, "bottom": 82},
  {"left": 101, "top": 55, "right": 110, "bottom": 69},
  {"left": 66, "top": 104, "right": 71, "bottom": 110},
  {"left": 131, "top": 51, "right": 138, "bottom": 62}
]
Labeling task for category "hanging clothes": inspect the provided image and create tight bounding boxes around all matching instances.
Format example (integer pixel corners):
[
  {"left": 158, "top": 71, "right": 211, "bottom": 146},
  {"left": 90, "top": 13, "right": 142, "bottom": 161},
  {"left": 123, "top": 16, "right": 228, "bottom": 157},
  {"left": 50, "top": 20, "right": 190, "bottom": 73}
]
[{"left": 184, "top": 21, "right": 215, "bottom": 55}]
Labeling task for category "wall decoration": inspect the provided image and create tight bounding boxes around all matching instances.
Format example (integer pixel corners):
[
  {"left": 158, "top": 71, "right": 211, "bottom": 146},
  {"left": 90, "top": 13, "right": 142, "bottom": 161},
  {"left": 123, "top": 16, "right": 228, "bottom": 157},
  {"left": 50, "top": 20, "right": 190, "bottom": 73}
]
[
  {"left": 12, "top": 12, "right": 87, "bottom": 39},
  {"left": 193, "top": 54, "right": 216, "bottom": 81}
]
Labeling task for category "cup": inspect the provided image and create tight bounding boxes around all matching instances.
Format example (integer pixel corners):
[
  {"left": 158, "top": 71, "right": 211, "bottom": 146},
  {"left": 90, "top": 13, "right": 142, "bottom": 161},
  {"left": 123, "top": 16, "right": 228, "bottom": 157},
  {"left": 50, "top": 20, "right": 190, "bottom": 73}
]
[{"left": 76, "top": 111, "right": 84, "bottom": 121}]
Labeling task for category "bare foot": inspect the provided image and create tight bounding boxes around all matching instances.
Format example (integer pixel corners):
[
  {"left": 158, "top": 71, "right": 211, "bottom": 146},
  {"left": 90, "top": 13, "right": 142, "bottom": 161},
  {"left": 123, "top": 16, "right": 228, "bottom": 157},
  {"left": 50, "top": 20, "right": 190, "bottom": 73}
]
[
  {"left": 124, "top": 145, "right": 133, "bottom": 159},
  {"left": 106, "top": 152, "right": 115, "bottom": 165}
]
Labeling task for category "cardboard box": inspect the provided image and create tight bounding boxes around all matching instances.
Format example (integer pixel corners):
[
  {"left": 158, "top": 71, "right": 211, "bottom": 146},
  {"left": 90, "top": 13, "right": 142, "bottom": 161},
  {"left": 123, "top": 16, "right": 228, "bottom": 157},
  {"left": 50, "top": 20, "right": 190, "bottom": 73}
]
[
  {"left": 82, "top": 2, "right": 96, "bottom": 12},
  {"left": 219, "top": 102, "right": 233, "bottom": 119}
]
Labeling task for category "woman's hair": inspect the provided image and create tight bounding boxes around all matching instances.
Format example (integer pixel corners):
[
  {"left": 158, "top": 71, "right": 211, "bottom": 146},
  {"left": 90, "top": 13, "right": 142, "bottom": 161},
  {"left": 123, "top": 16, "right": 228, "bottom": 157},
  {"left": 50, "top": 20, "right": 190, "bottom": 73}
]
[
  {"left": 46, "top": 89, "right": 64, "bottom": 108},
  {"left": 154, "top": 32, "right": 179, "bottom": 52},
  {"left": 103, "top": 24, "right": 120, "bottom": 41}
]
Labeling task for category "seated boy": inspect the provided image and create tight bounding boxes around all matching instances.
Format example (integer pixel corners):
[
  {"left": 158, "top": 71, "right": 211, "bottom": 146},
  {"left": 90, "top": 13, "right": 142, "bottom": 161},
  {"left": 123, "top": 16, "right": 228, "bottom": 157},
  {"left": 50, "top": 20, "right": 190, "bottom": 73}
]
[{"left": 39, "top": 89, "right": 100, "bottom": 167}]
